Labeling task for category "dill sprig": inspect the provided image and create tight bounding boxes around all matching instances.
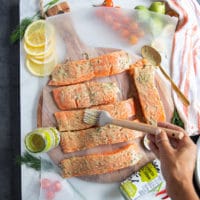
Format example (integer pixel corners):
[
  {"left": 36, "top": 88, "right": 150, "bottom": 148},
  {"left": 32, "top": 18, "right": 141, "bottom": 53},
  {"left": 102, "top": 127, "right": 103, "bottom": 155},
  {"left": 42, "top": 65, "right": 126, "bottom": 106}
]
[
  {"left": 171, "top": 108, "right": 184, "bottom": 129},
  {"left": 10, "top": 18, "right": 35, "bottom": 44},
  {"left": 16, "top": 151, "right": 54, "bottom": 171},
  {"left": 10, "top": 0, "right": 59, "bottom": 44}
]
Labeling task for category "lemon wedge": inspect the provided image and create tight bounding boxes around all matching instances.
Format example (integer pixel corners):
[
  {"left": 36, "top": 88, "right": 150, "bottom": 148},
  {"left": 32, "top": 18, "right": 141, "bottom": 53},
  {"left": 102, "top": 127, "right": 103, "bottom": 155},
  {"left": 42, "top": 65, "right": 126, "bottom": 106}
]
[
  {"left": 26, "top": 55, "right": 57, "bottom": 77},
  {"left": 24, "top": 20, "right": 55, "bottom": 47}
]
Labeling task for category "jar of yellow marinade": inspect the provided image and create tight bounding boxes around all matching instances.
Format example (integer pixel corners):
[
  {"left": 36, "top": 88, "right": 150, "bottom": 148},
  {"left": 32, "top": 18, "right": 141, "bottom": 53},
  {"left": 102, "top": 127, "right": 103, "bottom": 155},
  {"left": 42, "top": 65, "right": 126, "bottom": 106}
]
[{"left": 24, "top": 127, "right": 60, "bottom": 153}]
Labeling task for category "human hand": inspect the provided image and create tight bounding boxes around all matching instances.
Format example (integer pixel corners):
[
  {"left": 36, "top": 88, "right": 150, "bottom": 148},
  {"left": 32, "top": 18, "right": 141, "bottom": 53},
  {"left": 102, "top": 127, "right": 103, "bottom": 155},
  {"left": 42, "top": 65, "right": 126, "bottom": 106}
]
[{"left": 147, "top": 122, "right": 198, "bottom": 200}]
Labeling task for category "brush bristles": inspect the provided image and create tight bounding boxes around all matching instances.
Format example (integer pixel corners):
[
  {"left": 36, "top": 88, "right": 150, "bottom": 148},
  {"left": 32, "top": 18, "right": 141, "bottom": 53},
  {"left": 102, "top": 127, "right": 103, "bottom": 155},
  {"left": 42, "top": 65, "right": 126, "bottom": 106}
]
[{"left": 83, "top": 109, "right": 101, "bottom": 125}]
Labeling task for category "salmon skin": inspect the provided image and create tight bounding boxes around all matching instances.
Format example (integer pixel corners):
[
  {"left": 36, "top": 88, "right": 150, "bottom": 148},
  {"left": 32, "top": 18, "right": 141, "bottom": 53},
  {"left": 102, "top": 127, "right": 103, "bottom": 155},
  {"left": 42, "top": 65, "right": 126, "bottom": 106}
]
[
  {"left": 52, "top": 81, "right": 120, "bottom": 110},
  {"left": 48, "top": 51, "right": 131, "bottom": 86},
  {"left": 60, "top": 124, "right": 144, "bottom": 153},
  {"left": 60, "top": 144, "right": 142, "bottom": 178},
  {"left": 132, "top": 65, "right": 166, "bottom": 125},
  {"left": 54, "top": 98, "right": 135, "bottom": 131}
]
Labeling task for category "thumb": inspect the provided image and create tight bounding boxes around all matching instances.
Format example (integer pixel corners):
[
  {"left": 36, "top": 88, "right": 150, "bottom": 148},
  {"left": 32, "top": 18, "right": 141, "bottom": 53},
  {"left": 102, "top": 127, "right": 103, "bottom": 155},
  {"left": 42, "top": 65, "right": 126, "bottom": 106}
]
[{"left": 155, "top": 130, "right": 172, "bottom": 153}]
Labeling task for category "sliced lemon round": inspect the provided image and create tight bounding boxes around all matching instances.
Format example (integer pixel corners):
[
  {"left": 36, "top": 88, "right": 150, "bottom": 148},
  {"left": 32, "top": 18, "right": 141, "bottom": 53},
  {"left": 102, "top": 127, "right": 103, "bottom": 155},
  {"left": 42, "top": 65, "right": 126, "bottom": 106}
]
[
  {"left": 28, "top": 52, "right": 56, "bottom": 65},
  {"left": 24, "top": 20, "right": 55, "bottom": 47},
  {"left": 26, "top": 55, "right": 57, "bottom": 77},
  {"left": 24, "top": 40, "right": 55, "bottom": 57}
]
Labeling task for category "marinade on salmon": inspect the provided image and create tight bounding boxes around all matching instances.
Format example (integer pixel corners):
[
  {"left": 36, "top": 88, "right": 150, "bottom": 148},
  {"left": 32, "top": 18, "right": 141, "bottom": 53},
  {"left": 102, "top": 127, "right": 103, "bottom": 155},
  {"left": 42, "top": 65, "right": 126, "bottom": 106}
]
[
  {"left": 54, "top": 98, "right": 135, "bottom": 131},
  {"left": 48, "top": 51, "right": 131, "bottom": 86},
  {"left": 52, "top": 81, "right": 120, "bottom": 110},
  {"left": 60, "top": 124, "right": 144, "bottom": 153},
  {"left": 60, "top": 144, "right": 142, "bottom": 178},
  {"left": 132, "top": 65, "right": 166, "bottom": 125}
]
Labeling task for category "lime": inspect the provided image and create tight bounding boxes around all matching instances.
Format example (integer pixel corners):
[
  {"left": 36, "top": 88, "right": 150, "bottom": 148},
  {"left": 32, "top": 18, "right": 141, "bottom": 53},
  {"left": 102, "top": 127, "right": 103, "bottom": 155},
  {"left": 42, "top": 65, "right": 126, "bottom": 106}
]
[{"left": 149, "top": 2, "right": 166, "bottom": 14}]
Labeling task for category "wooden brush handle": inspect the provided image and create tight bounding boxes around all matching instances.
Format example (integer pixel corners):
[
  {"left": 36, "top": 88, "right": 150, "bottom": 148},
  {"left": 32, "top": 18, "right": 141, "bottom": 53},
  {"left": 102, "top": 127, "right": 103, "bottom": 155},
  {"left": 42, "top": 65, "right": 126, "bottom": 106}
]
[{"left": 112, "top": 119, "right": 184, "bottom": 140}]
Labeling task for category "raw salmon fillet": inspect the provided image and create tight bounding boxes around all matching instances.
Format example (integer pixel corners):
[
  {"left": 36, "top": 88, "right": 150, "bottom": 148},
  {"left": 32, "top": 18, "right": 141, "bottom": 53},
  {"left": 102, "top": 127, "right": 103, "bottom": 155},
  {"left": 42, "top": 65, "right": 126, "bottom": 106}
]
[
  {"left": 60, "top": 144, "right": 142, "bottom": 178},
  {"left": 60, "top": 124, "right": 144, "bottom": 153},
  {"left": 133, "top": 65, "right": 166, "bottom": 125},
  {"left": 48, "top": 51, "right": 131, "bottom": 86},
  {"left": 54, "top": 98, "right": 135, "bottom": 131},
  {"left": 52, "top": 81, "right": 119, "bottom": 110}
]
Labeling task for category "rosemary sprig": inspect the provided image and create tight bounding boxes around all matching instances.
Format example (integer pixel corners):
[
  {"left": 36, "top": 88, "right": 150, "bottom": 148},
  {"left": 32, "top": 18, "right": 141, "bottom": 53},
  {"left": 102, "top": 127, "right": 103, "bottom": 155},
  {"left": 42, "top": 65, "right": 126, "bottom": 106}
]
[
  {"left": 171, "top": 108, "right": 184, "bottom": 129},
  {"left": 16, "top": 151, "right": 54, "bottom": 171},
  {"left": 10, "top": 0, "right": 59, "bottom": 44}
]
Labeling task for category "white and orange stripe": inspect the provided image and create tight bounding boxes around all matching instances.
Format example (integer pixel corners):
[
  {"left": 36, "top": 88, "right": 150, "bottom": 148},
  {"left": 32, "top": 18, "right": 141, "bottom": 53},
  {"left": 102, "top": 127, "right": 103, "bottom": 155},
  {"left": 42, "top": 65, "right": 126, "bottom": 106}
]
[{"left": 167, "top": 0, "right": 200, "bottom": 134}]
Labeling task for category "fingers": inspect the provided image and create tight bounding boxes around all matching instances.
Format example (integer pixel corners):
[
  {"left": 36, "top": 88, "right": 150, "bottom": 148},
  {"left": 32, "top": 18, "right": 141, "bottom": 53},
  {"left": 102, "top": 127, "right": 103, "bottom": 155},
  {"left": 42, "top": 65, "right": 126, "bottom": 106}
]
[
  {"left": 158, "top": 122, "right": 185, "bottom": 132},
  {"left": 148, "top": 134, "right": 160, "bottom": 158},
  {"left": 149, "top": 140, "right": 160, "bottom": 158},
  {"left": 155, "top": 130, "right": 172, "bottom": 153},
  {"left": 147, "top": 130, "right": 173, "bottom": 156}
]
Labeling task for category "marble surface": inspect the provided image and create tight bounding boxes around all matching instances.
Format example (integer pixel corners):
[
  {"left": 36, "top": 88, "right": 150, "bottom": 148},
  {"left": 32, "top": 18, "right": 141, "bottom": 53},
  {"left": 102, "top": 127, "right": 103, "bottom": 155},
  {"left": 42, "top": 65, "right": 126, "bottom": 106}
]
[{"left": 20, "top": 1, "right": 156, "bottom": 200}]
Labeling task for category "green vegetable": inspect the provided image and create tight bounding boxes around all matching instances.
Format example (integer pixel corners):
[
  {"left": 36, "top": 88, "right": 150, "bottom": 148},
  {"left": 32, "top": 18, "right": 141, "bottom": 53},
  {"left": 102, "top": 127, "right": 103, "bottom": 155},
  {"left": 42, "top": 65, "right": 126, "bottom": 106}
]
[
  {"left": 10, "top": 0, "right": 59, "bottom": 44},
  {"left": 149, "top": 2, "right": 166, "bottom": 14},
  {"left": 10, "top": 18, "right": 34, "bottom": 44},
  {"left": 16, "top": 151, "right": 54, "bottom": 171},
  {"left": 135, "top": 5, "right": 150, "bottom": 22},
  {"left": 171, "top": 108, "right": 184, "bottom": 129},
  {"left": 134, "top": 5, "right": 149, "bottom": 11}
]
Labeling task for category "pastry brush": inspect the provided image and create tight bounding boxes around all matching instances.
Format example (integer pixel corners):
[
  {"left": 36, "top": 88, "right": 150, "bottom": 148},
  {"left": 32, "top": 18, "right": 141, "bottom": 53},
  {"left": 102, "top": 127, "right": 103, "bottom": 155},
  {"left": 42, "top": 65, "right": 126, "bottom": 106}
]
[{"left": 83, "top": 109, "right": 184, "bottom": 140}]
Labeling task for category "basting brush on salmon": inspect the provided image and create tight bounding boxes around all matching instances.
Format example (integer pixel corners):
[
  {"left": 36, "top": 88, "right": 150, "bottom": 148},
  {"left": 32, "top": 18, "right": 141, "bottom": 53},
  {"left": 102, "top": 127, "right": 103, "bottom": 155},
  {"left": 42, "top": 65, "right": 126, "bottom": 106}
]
[{"left": 83, "top": 109, "right": 184, "bottom": 140}]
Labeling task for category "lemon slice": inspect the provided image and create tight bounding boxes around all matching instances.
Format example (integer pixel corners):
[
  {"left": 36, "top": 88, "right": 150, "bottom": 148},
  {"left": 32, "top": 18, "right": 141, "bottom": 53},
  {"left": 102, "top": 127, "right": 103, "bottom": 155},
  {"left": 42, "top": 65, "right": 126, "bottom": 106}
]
[
  {"left": 24, "top": 20, "right": 55, "bottom": 47},
  {"left": 24, "top": 40, "right": 55, "bottom": 57},
  {"left": 26, "top": 55, "right": 57, "bottom": 77},
  {"left": 28, "top": 51, "right": 56, "bottom": 65}
]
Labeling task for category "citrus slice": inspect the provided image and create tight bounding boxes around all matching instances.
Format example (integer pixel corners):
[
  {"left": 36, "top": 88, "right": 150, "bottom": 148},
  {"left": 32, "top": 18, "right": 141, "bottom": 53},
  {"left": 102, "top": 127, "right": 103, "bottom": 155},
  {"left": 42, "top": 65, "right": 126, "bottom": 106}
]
[
  {"left": 27, "top": 51, "right": 56, "bottom": 65},
  {"left": 24, "top": 40, "right": 55, "bottom": 57},
  {"left": 26, "top": 55, "right": 57, "bottom": 77},
  {"left": 24, "top": 20, "right": 55, "bottom": 47}
]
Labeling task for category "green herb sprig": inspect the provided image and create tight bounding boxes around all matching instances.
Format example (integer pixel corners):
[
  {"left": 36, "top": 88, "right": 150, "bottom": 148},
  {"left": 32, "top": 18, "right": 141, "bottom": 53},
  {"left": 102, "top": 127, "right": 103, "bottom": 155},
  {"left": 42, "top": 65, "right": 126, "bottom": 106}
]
[
  {"left": 171, "top": 108, "right": 184, "bottom": 129},
  {"left": 10, "top": 0, "right": 59, "bottom": 44},
  {"left": 16, "top": 151, "right": 54, "bottom": 171}
]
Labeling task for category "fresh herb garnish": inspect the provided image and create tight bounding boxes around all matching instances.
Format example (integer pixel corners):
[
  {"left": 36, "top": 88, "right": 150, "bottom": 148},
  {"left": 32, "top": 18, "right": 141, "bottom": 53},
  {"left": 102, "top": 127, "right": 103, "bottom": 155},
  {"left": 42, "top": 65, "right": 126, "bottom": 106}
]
[
  {"left": 10, "top": 0, "right": 59, "bottom": 44},
  {"left": 171, "top": 108, "right": 184, "bottom": 129},
  {"left": 16, "top": 151, "right": 54, "bottom": 171}
]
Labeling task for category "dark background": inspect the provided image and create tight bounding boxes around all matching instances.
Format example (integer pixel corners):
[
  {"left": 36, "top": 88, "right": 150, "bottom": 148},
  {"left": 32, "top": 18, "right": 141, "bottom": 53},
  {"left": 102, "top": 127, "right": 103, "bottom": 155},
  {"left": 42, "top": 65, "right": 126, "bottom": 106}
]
[
  {"left": 0, "top": 0, "right": 21, "bottom": 199},
  {"left": 0, "top": 0, "right": 200, "bottom": 200}
]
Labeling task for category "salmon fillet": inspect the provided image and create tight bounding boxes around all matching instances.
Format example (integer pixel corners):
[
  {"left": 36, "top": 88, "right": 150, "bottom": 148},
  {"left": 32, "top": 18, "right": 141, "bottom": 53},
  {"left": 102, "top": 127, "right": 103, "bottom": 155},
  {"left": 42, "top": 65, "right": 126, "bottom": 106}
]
[
  {"left": 60, "top": 124, "right": 144, "bottom": 153},
  {"left": 60, "top": 144, "right": 142, "bottom": 178},
  {"left": 54, "top": 98, "right": 135, "bottom": 131},
  {"left": 49, "top": 51, "right": 131, "bottom": 86},
  {"left": 133, "top": 65, "right": 166, "bottom": 125},
  {"left": 52, "top": 81, "right": 119, "bottom": 110}
]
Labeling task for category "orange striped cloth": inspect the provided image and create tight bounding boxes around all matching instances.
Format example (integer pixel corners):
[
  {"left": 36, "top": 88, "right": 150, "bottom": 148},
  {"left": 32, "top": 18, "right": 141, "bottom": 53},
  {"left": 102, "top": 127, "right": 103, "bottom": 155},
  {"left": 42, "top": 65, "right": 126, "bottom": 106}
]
[{"left": 167, "top": 0, "right": 200, "bottom": 134}]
